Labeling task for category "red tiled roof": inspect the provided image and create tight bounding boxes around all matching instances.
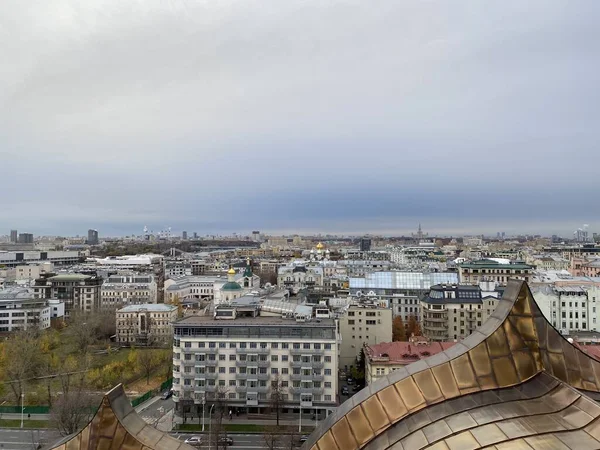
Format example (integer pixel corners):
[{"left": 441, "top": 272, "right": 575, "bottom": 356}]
[{"left": 366, "top": 341, "right": 456, "bottom": 365}]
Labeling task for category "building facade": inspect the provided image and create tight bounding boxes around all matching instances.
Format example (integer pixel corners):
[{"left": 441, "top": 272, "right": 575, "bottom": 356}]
[
  {"left": 33, "top": 273, "right": 103, "bottom": 314},
  {"left": 87, "top": 229, "right": 99, "bottom": 245},
  {"left": 116, "top": 304, "right": 178, "bottom": 346},
  {"left": 101, "top": 274, "right": 158, "bottom": 310},
  {"left": 0, "top": 251, "right": 84, "bottom": 268},
  {"left": 338, "top": 305, "right": 392, "bottom": 371},
  {"left": 172, "top": 312, "right": 338, "bottom": 418},
  {"left": 278, "top": 264, "right": 324, "bottom": 295},
  {"left": 458, "top": 259, "right": 533, "bottom": 285},
  {"left": 0, "top": 288, "right": 64, "bottom": 332},
  {"left": 420, "top": 282, "right": 502, "bottom": 342}
]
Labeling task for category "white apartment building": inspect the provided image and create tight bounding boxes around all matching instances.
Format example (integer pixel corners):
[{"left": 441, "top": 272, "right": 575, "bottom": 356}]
[
  {"left": 0, "top": 288, "right": 64, "bottom": 332},
  {"left": 338, "top": 305, "right": 392, "bottom": 370},
  {"left": 0, "top": 251, "right": 83, "bottom": 268},
  {"left": 15, "top": 263, "right": 54, "bottom": 281},
  {"left": 101, "top": 274, "right": 158, "bottom": 310},
  {"left": 530, "top": 285, "right": 600, "bottom": 334},
  {"left": 116, "top": 303, "right": 178, "bottom": 346},
  {"left": 172, "top": 308, "right": 338, "bottom": 418},
  {"left": 164, "top": 260, "right": 193, "bottom": 278},
  {"left": 164, "top": 275, "right": 221, "bottom": 303}
]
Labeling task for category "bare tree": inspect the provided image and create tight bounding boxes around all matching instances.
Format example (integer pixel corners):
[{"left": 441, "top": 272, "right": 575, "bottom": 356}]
[
  {"left": 210, "top": 386, "right": 230, "bottom": 450},
  {"left": 50, "top": 387, "right": 98, "bottom": 436},
  {"left": 137, "top": 350, "right": 157, "bottom": 385},
  {"left": 269, "top": 374, "right": 287, "bottom": 427},
  {"left": 263, "top": 428, "right": 281, "bottom": 450},
  {"left": 66, "top": 311, "right": 96, "bottom": 355}
]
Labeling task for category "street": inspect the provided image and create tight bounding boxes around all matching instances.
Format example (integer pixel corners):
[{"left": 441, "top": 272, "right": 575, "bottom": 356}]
[
  {"left": 168, "top": 433, "right": 304, "bottom": 449},
  {"left": 0, "top": 428, "right": 61, "bottom": 449},
  {"left": 136, "top": 397, "right": 175, "bottom": 427}
]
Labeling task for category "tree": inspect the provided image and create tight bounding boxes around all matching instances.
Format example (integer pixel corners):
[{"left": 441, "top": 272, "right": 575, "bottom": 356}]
[
  {"left": 66, "top": 311, "right": 96, "bottom": 355},
  {"left": 269, "top": 374, "right": 287, "bottom": 427},
  {"left": 137, "top": 350, "right": 158, "bottom": 385},
  {"left": 407, "top": 316, "right": 422, "bottom": 337},
  {"left": 50, "top": 387, "right": 98, "bottom": 436},
  {"left": 0, "top": 329, "right": 42, "bottom": 404},
  {"left": 392, "top": 316, "right": 406, "bottom": 342},
  {"left": 263, "top": 429, "right": 281, "bottom": 450},
  {"left": 210, "top": 386, "right": 230, "bottom": 450}
]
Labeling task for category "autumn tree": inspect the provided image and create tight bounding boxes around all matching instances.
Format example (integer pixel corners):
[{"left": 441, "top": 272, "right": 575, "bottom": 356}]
[
  {"left": 66, "top": 311, "right": 96, "bottom": 355},
  {"left": 50, "top": 386, "right": 98, "bottom": 436},
  {"left": 392, "top": 316, "right": 406, "bottom": 342},
  {"left": 0, "top": 328, "right": 42, "bottom": 403},
  {"left": 407, "top": 316, "right": 422, "bottom": 337}
]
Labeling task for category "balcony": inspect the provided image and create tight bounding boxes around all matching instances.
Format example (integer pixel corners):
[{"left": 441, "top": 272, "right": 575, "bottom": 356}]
[
  {"left": 237, "top": 347, "right": 270, "bottom": 355},
  {"left": 290, "top": 348, "right": 324, "bottom": 356},
  {"left": 246, "top": 360, "right": 270, "bottom": 368},
  {"left": 290, "top": 374, "right": 324, "bottom": 382},
  {"left": 424, "top": 325, "right": 447, "bottom": 332},
  {"left": 181, "top": 360, "right": 195, "bottom": 367},
  {"left": 423, "top": 316, "right": 446, "bottom": 323},
  {"left": 235, "top": 373, "right": 248, "bottom": 380},
  {"left": 195, "top": 360, "right": 218, "bottom": 367},
  {"left": 194, "top": 372, "right": 218, "bottom": 380},
  {"left": 246, "top": 386, "right": 269, "bottom": 394},
  {"left": 236, "top": 386, "right": 248, "bottom": 393},
  {"left": 257, "top": 373, "right": 270, "bottom": 381},
  {"left": 236, "top": 361, "right": 248, "bottom": 367},
  {"left": 187, "top": 347, "right": 219, "bottom": 354},
  {"left": 291, "top": 387, "right": 324, "bottom": 395}
]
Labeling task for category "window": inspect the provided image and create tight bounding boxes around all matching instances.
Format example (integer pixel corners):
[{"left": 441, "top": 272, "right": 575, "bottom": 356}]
[
  {"left": 229, "top": 380, "right": 236, "bottom": 386},
  {"left": 303, "top": 343, "right": 310, "bottom": 349},
  {"left": 282, "top": 355, "right": 288, "bottom": 362},
  {"left": 325, "top": 395, "right": 332, "bottom": 401},
  {"left": 282, "top": 368, "right": 289, "bottom": 375},
  {"left": 219, "top": 342, "right": 226, "bottom": 348},
  {"left": 219, "top": 354, "right": 226, "bottom": 361},
  {"left": 219, "top": 367, "right": 226, "bottom": 373},
  {"left": 282, "top": 343, "right": 289, "bottom": 349},
  {"left": 324, "top": 356, "right": 331, "bottom": 362},
  {"left": 324, "top": 344, "right": 331, "bottom": 350},
  {"left": 271, "top": 368, "right": 278, "bottom": 374},
  {"left": 348, "top": 320, "right": 355, "bottom": 325},
  {"left": 229, "top": 342, "right": 236, "bottom": 348},
  {"left": 324, "top": 369, "right": 331, "bottom": 376},
  {"left": 229, "top": 354, "right": 236, "bottom": 361},
  {"left": 325, "top": 382, "right": 331, "bottom": 388},
  {"left": 271, "top": 343, "right": 278, "bottom": 349},
  {"left": 229, "top": 367, "right": 236, "bottom": 374}
]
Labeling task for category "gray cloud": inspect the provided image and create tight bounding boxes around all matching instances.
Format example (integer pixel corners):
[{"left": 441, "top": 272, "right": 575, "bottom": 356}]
[{"left": 1, "top": 0, "right": 599, "bottom": 236}]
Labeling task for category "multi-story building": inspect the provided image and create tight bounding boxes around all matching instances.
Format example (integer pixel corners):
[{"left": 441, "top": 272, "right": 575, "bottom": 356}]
[
  {"left": 116, "top": 303, "right": 178, "bottom": 346},
  {"left": 164, "top": 259, "right": 193, "bottom": 278},
  {"left": 0, "top": 251, "right": 83, "bottom": 268},
  {"left": 10, "top": 230, "right": 17, "bottom": 243},
  {"left": 18, "top": 233, "right": 34, "bottom": 244},
  {"left": 0, "top": 287, "right": 64, "bottom": 332},
  {"left": 349, "top": 271, "right": 459, "bottom": 321},
  {"left": 277, "top": 264, "right": 324, "bottom": 294},
  {"left": 420, "top": 282, "right": 502, "bottom": 342},
  {"left": 364, "top": 337, "right": 455, "bottom": 385},
  {"left": 14, "top": 263, "right": 54, "bottom": 282},
  {"left": 101, "top": 274, "right": 158, "bottom": 310},
  {"left": 338, "top": 305, "right": 392, "bottom": 370},
  {"left": 32, "top": 273, "right": 103, "bottom": 315},
  {"left": 87, "top": 229, "right": 99, "bottom": 245},
  {"left": 172, "top": 307, "right": 338, "bottom": 419},
  {"left": 458, "top": 259, "right": 533, "bottom": 285}
]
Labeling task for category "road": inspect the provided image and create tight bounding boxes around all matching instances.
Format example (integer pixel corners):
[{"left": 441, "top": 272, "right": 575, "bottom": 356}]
[
  {"left": 169, "top": 433, "right": 305, "bottom": 449},
  {"left": 0, "top": 428, "right": 61, "bottom": 449},
  {"left": 136, "top": 397, "right": 175, "bottom": 427}
]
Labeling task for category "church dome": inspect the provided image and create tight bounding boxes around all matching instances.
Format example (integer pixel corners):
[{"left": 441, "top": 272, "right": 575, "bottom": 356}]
[
  {"left": 227, "top": 267, "right": 236, "bottom": 275},
  {"left": 316, "top": 242, "right": 324, "bottom": 250},
  {"left": 222, "top": 281, "right": 242, "bottom": 291}
]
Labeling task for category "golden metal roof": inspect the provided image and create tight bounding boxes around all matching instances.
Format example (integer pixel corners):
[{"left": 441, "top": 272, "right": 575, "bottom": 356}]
[
  {"left": 305, "top": 280, "right": 600, "bottom": 450},
  {"left": 46, "top": 384, "right": 193, "bottom": 450}
]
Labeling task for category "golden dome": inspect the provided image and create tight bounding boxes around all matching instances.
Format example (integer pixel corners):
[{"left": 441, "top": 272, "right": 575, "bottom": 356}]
[
  {"left": 228, "top": 267, "right": 236, "bottom": 275},
  {"left": 316, "top": 242, "right": 324, "bottom": 250}
]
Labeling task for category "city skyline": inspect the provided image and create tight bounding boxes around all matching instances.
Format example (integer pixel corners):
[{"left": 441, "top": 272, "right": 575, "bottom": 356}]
[{"left": 2, "top": 1, "right": 600, "bottom": 237}]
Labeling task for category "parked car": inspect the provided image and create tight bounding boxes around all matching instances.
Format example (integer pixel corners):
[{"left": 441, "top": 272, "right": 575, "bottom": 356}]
[
  {"left": 341, "top": 386, "right": 349, "bottom": 395},
  {"left": 161, "top": 390, "right": 173, "bottom": 400},
  {"left": 184, "top": 436, "right": 203, "bottom": 447},
  {"left": 299, "top": 435, "right": 310, "bottom": 443},
  {"left": 218, "top": 436, "right": 234, "bottom": 446},
  {"left": 347, "top": 377, "right": 353, "bottom": 384}
]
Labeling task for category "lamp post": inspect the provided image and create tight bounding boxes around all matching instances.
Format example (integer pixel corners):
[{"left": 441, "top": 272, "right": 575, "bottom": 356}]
[
  {"left": 208, "top": 404, "right": 215, "bottom": 450},
  {"left": 202, "top": 398, "right": 206, "bottom": 432},
  {"left": 299, "top": 405, "right": 302, "bottom": 433},
  {"left": 20, "top": 393, "right": 25, "bottom": 429}
]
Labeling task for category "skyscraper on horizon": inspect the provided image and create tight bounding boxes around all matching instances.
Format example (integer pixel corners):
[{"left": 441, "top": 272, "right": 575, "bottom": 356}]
[
  {"left": 10, "top": 229, "right": 17, "bottom": 243},
  {"left": 87, "top": 229, "right": 99, "bottom": 245}
]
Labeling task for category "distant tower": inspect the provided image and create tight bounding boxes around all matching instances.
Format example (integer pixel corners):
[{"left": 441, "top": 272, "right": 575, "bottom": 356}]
[
  {"left": 10, "top": 229, "right": 17, "bottom": 243},
  {"left": 412, "top": 224, "right": 428, "bottom": 243},
  {"left": 87, "top": 229, "right": 99, "bottom": 245},
  {"left": 182, "top": 231, "right": 188, "bottom": 240}
]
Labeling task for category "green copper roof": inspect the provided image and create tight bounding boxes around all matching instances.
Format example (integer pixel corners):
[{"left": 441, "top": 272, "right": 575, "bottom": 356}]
[
  {"left": 221, "top": 281, "right": 242, "bottom": 291},
  {"left": 243, "top": 264, "right": 253, "bottom": 278}
]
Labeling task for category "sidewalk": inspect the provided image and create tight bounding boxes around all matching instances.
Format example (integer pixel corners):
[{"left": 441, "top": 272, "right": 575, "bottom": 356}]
[{"left": 175, "top": 413, "right": 319, "bottom": 427}]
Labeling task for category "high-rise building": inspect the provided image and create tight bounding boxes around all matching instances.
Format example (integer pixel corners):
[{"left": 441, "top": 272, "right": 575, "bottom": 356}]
[
  {"left": 359, "top": 237, "right": 371, "bottom": 252},
  {"left": 182, "top": 231, "right": 188, "bottom": 240},
  {"left": 193, "top": 232, "right": 198, "bottom": 239},
  {"left": 87, "top": 229, "right": 99, "bottom": 245},
  {"left": 18, "top": 233, "right": 33, "bottom": 244},
  {"left": 10, "top": 229, "right": 17, "bottom": 243}
]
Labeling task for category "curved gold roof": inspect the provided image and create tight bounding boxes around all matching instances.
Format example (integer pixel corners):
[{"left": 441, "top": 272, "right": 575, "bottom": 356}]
[
  {"left": 46, "top": 384, "right": 193, "bottom": 450},
  {"left": 305, "top": 280, "right": 600, "bottom": 450}
]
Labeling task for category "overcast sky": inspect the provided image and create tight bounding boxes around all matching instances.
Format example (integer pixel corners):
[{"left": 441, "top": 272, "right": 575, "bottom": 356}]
[{"left": 1, "top": 1, "right": 599, "bottom": 237}]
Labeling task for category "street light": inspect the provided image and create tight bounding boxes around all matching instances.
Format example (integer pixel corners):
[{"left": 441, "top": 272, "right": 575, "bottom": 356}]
[
  {"left": 208, "top": 404, "right": 215, "bottom": 450},
  {"left": 20, "top": 392, "right": 25, "bottom": 429},
  {"left": 201, "top": 398, "right": 206, "bottom": 432}
]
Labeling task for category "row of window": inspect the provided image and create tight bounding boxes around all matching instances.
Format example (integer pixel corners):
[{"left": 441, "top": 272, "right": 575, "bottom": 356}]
[{"left": 180, "top": 341, "right": 332, "bottom": 350}]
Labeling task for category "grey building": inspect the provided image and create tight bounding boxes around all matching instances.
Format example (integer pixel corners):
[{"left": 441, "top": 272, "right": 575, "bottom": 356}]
[
  {"left": 18, "top": 233, "right": 33, "bottom": 244},
  {"left": 359, "top": 238, "right": 372, "bottom": 252},
  {"left": 87, "top": 229, "right": 99, "bottom": 245},
  {"left": 10, "top": 230, "right": 17, "bottom": 243}
]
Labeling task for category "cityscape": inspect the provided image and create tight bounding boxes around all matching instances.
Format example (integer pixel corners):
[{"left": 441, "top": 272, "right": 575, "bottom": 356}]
[{"left": 3, "top": 1, "right": 600, "bottom": 449}]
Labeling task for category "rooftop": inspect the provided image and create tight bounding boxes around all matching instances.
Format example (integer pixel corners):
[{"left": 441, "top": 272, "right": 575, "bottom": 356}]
[
  {"left": 350, "top": 271, "right": 459, "bottom": 290},
  {"left": 366, "top": 341, "right": 456, "bottom": 365},
  {"left": 47, "top": 274, "right": 91, "bottom": 281},
  {"left": 175, "top": 314, "right": 335, "bottom": 327},
  {"left": 117, "top": 304, "right": 177, "bottom": 313}
]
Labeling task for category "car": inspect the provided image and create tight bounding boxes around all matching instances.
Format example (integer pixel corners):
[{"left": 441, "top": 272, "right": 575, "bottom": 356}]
[
  {"left": 347, "top": 377, "right": 353, "bottom": 384},
  {"left": 218, "top": 436, "right": 234, "bottom": 446},
  {"left": 299, "top": 435, "right": 310, "bottom": 443},
  {"left": 341, "top": 386, "right": 349, "bottom": 395},
  {"left": 184, "top": 436, "right": 203, "bottom": 447},
  {"left": 161, "top": 390, "right": 172, "bottom": 400}
]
